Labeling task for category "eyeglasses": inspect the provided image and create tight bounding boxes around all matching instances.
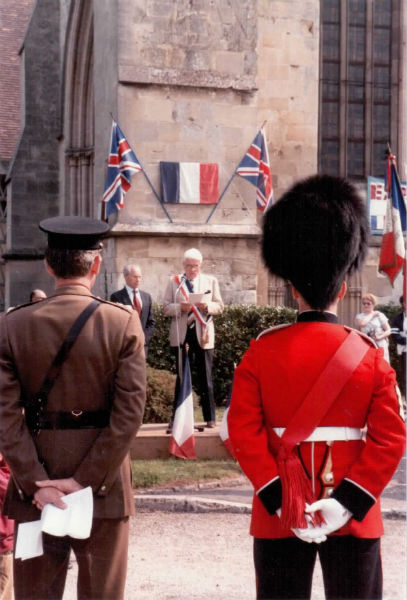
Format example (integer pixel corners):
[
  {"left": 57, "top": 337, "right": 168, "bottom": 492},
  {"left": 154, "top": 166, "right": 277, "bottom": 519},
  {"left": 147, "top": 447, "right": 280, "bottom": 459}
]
[{"left": 362, "top": 302, "right": 372, "bottom": 306}]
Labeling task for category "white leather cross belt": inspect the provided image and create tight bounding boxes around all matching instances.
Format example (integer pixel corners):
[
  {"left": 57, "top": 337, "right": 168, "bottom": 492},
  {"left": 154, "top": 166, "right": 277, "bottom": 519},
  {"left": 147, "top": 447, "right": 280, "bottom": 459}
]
[{"left": 273, "top": 426, "right": 364, "bottom": 442}]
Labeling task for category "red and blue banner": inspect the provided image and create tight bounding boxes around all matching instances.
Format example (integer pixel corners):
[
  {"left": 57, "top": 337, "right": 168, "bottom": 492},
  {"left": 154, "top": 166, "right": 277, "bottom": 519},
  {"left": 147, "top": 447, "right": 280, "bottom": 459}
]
[
  {"left": 160, "top": 162, "right": 219, "bottom": 204},
  {"left": 236, "top": 128, "right": 273, "bottom": 212},
  {"left": 379, "top": 155, "right": 406, "bottom": 285},
  {"left": 102, "top": 121, "right": 142, "bottom": 217},
  {"left": 367, "top": 176, "right": 407, "bottom": 233},
  {"left": 169, "top": 354, "right": 196, "bottom": 460}
]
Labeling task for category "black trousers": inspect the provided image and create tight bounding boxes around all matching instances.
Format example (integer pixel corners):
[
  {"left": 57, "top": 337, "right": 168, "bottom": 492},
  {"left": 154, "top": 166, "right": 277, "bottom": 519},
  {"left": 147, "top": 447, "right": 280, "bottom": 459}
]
[
  {"left": 254, "top": 535, "right": 382, "bottom": 600},
  {"left": 171, "top": 326, "right": 215, "bottom": 423}
]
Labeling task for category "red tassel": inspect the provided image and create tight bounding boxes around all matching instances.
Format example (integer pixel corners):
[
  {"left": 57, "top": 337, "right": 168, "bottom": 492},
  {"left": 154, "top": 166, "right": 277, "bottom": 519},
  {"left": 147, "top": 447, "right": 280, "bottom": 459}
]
[{"left": 277, "top": 446, "right": 325, "bottom": 529}]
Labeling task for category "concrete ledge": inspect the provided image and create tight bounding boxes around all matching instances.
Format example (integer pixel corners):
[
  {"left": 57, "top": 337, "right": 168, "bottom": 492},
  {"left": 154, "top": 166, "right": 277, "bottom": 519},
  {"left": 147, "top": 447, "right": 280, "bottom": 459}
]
[
  {"left": 134, "top": 494, "right": 252, "bottom": 514},
  {"left": 131, "top": 423, "right": 231, "bottom": 459},
  {"left": 111, "top": 222, "right": 260, "bottom": 238},
  {"left": 134, "top": 494, "right": 405, "bottom": 520}
]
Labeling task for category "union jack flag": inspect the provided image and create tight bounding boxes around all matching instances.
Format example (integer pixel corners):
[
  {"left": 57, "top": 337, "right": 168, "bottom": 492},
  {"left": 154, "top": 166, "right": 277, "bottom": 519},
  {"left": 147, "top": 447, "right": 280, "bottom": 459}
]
[
  {"left": 102, "top": 121, "right": 142, "bottom": 217},
  {"left": 236, "top": 128, "right": 273, "bottom": 212}
]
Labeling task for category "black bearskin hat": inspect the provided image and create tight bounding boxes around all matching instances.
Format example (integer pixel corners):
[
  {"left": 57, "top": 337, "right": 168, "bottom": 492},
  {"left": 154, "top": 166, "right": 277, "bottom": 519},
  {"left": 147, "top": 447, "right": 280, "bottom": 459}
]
[{"left": 262, "top": 175, "right": 368, "bottom": 310}]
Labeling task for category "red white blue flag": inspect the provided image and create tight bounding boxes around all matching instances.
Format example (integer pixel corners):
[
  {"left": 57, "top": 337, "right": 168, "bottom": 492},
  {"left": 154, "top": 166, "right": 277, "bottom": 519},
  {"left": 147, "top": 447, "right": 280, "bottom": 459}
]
[
  {"left": 160, "top": 162, "right": 219, "bottom": 204},
  {"left": 102, "top": 121, "right": 142, "bottom": 217},
  {"left": 169, "top": 354, "right": 196, "bottom": 460},
  {"left": 236, "top": 128, "right": 273, "bottom": 212},
  {"left": 379, "top": 154, "right": 406, "bottom": 285},
  {"left": 219, "top": 382, "right": 235, "bottom": 458}
]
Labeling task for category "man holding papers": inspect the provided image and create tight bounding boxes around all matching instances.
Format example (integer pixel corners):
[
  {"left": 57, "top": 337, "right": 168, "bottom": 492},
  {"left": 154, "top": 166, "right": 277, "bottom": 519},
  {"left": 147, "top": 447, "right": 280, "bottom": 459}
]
[
  {"left": 0, "top": 217, "right": 146, "bottom": 600},
  {"left": 163, "top": 248, "right": 224, "bottom": 429}
]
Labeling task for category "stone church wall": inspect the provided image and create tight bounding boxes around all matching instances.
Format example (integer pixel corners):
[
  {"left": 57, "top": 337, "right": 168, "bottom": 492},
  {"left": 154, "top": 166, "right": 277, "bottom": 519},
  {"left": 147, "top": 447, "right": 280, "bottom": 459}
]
[
  {"left": 4, "top": 0, "right": 404, "bottom": 320},
  {"left": 104, "top": 0, "right": 321, "bottom": 309}
]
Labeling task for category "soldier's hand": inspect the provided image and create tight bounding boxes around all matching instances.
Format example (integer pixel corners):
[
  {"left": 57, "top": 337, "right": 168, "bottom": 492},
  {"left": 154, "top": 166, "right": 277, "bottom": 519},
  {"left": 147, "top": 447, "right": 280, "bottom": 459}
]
[
  {"left": 305, "top": 498, "right": 352, "bottom": 536},
  {"left": 291, "top": 526, "right": 327, "bottom": 544},
  {"left": 32, "top": 486, "right": 67, "bottom": 511},
  {"left": 275, "top": 507, "right": 328, "bottom": 544},
  {"left": 35, "top": 477, "right": 83, "bottom": 494}
]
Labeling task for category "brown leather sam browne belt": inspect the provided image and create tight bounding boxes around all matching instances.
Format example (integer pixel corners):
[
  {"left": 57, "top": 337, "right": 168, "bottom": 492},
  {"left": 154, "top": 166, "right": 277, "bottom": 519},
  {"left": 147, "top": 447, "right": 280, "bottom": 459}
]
[{"left": 25, "top": 408, "right": 110, "bottom": 431}]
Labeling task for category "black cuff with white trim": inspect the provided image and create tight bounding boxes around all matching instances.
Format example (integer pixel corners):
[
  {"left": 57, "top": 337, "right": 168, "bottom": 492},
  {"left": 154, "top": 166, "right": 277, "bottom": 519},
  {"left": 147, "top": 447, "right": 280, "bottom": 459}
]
[
  {"left": 257, "top": 478, "right": 282, "bottom": 515},
  {"left": 331, "top": 479, "right": 375, "bottom": 521}
]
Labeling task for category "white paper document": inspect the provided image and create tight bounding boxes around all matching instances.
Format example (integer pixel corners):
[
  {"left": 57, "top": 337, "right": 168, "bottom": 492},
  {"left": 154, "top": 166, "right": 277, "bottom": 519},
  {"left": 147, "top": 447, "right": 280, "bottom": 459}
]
[
  {"left": 15, "top": 487, "right": 93, "bottom": 561},
  {"left": 188, "top": 293, "right": 205, "bottom": 304},
  {"left": 15, "top": 519, "right": 44, "bottom": 561}
]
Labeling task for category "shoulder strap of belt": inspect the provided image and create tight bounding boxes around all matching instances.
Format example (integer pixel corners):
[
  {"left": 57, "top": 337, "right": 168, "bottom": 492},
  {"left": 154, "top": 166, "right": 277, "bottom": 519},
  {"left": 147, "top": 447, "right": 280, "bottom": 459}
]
[
  {"left": 276, "top": 330, "right": 370, "bottom": 529},
  {"left": 34, "top": 299, "right": 100, "bottom": 406},
  {"left": 281, "top": 330, "right": 369, "bottom": 452}
]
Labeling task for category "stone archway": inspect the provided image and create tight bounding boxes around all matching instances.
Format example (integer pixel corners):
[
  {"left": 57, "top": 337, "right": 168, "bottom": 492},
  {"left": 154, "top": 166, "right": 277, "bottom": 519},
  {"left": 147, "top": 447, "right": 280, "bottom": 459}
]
[{"left": 63, "top": 0, "right": 94, "bottom": 217}]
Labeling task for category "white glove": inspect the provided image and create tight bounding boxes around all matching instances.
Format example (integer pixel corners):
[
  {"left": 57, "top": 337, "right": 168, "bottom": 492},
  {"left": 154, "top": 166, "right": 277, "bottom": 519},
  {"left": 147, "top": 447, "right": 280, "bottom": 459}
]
[
  {"left": 276, "top": 508, "right": 328, "bottom": 544},
  {"left": 305, "top": 498, "right": 352, "bottom": 538}
]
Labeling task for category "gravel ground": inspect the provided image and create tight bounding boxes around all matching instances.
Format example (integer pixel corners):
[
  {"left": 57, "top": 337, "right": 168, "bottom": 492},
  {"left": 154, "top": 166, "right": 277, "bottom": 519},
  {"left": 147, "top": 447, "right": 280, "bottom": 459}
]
[{"left": 63, "top": 511, "right": 406, "bottom": 600}]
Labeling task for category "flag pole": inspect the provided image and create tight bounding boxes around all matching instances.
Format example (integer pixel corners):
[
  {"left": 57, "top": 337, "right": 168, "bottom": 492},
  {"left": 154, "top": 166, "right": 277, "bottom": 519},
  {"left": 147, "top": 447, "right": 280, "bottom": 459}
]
[
  {"left": 205, "top": 167, "right": 239, "bottom": 224},
  {"left": 108, "top": 114, "right": 173, "bottom": 223},
  {"left": 205, "top": 121, "right": 268, "bottom": 224},
  {"left": 140, "top": 164, "right": 173, "bottom": 223},
  {"left": 100, "top": 118, "right": 117, "bottom": 222}
]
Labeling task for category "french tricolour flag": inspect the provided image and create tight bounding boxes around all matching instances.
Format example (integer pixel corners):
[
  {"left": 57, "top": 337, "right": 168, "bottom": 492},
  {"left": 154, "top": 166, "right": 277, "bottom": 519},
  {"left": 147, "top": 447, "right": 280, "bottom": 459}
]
[
  {"left": 379, "top": 155, "right": 406, "bottom": 285},
  {"left": 169, "top": 354, "right": 196, "bottom": 460},
  {"left": 160, "top": 162, "right": 219, "bottom": 204},
  {"left": 102, "top": 121, "right": 142, "bottom": 217}
]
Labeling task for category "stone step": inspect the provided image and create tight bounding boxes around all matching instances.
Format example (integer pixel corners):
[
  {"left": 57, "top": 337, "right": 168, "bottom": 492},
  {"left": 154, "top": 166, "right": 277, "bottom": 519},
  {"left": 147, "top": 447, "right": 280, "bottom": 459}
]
[{"left": 131, "top": 423, "right": 230, "bottom": 460}]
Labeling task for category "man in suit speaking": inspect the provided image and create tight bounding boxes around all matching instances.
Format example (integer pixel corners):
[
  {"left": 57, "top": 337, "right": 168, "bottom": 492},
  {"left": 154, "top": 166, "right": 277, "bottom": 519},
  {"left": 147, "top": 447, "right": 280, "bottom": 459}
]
[
  {"left": 110, "top": 265, "right": 155, "bottom": 357},
  {"left": 163, "top": 248, "right": 224, "bottom": 429}
]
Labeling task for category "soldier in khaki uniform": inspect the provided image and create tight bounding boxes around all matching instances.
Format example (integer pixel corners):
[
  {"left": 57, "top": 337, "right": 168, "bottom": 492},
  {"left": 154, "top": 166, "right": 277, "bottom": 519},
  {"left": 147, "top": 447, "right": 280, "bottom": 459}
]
[{"left": 0, "top": 217, "right": 146, "bottom": 600}]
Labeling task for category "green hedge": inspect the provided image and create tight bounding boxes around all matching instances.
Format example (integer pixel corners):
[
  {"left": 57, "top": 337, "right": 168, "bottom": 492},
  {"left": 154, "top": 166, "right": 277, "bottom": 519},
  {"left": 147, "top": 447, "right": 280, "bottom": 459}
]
[
  {"left": 145, "top": 365, "right": 175, "bottom": 423},
  {"left": 147, "top": 302, "right": 404, "bottom": 407}
]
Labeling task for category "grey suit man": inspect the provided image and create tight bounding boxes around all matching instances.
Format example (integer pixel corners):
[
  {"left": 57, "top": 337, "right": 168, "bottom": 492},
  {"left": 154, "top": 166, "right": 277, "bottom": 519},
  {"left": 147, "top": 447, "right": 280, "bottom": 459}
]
[
  {"left": 110, "top": 265, "right": 155, "bottom": 356},
  {"left": 163, "top": 248, "right": 224, "bottom": 428}
]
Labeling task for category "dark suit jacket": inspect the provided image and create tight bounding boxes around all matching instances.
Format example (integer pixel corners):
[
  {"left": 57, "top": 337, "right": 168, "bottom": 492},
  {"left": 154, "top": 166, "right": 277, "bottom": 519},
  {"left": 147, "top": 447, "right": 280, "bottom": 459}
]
[
  {"left": 391, "top": 311, "right": 406, "bottom": 347},
  {"left": 0, "top": 285, "right": 146, "bottom": 521},
  {"left": 110, "top": 287, "right": 155, "bottom": 347}
]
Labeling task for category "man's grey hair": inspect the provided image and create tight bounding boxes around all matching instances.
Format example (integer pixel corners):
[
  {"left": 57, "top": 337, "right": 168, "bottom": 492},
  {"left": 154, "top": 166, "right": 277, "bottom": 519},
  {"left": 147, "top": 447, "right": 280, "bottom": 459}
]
[
  {"left": 45, "top": 248, "right": 101, "bottom": 279},
  {"left": 123, "top": 264, "right": 142, "bottom": 276},
  {"left": 183, "top": 248, "right": 202, "bottom": 263}
]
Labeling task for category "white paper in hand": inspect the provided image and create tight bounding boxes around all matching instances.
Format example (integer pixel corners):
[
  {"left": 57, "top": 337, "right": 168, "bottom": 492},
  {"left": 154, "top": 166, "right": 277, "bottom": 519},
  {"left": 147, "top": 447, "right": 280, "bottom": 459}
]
[
  {"left": 41, "top": 487, "right": 93, "bottom": 539},
  {"left": 15, "top": 520, "right": 43, "bottom": 560}
]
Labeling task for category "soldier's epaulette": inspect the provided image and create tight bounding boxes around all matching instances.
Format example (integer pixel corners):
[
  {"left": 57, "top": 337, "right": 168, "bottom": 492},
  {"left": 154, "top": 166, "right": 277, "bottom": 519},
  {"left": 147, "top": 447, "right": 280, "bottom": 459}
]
[
  {"left": 4, "top": 301, "right": 33, "bottom": 314},
  {"left": 344, "top": 325, "right": 377, "bottom": 348},
  {"left": 91, "top": 296, "right": 133, "bottom": 313},
  {"left": 256, "top": 323, "right": 293, "bottom": 340}
]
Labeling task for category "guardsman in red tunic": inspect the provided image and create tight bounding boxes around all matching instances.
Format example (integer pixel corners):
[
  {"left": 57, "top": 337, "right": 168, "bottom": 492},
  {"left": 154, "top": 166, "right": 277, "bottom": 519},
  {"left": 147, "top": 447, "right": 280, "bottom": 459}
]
[{"left": 228, "top": 175, "right": 406, "bottom": 600}]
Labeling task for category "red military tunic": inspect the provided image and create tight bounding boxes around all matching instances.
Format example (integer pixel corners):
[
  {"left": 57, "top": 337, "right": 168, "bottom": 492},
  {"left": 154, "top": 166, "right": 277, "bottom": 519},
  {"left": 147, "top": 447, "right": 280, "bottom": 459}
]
[{"left": 228, "top": 313, "right": 406, "bottom": 539}]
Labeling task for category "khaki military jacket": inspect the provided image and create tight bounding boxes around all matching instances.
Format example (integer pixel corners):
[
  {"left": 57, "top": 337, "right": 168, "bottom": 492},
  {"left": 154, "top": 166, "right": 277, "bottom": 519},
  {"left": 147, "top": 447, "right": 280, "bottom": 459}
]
[{"left": 0, "top": 285, "right": 146, "bottom": 521}]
